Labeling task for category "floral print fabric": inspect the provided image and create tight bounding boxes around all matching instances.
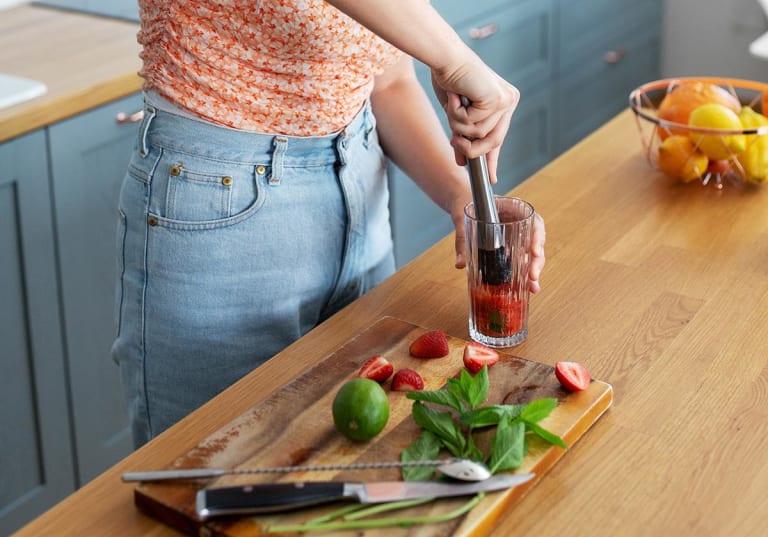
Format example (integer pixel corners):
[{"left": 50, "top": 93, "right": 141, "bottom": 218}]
[{"left": 138, "top": 0, "right": 402, "bottom": 136}]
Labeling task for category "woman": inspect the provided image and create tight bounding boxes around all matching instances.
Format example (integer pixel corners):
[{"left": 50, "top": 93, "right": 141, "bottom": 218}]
[{"left": 113, "top": 0, "right": 546, "bottom": 447}]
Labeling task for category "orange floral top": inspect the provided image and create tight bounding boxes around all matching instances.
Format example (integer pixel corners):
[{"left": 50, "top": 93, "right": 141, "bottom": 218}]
[{"left": 137, "top": 0, "right": 402, "bottom": 136}]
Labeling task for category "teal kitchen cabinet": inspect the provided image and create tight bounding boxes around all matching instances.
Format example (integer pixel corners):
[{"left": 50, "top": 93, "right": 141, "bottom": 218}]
[
  {"left": 47, "top": 93, "right": 141, "bottom": 485},
  {"left": 0, "top": 132, "right": 75, "bottom": 535},
  {"left": 389, "top": 0, "right": 557, "bottom": 267},
  {"left": 555, "top": 0, "right": 662, "bottom": 152},
  {"left": 1, "top": 93, "right": 140, "bottom": 535}
]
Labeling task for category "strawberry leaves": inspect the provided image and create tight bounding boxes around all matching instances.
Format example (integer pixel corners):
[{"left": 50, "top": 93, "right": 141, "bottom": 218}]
[{"left": 400, "top": 365, "right": 567, "bottom": 480}]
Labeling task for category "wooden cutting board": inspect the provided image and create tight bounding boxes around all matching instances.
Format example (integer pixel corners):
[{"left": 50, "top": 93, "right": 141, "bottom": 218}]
[{"left": 133, "top": 317, "right": 613, "bottom": 536}]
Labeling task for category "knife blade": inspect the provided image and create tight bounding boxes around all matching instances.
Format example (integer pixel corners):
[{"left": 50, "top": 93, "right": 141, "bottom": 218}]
[{"left": 195, "top": 473, "right": 535, "bottom": 519}]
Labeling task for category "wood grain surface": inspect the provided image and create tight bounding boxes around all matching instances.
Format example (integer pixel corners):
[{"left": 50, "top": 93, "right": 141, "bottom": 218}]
[
  {"left": 0, "top": 5, "right": 141, "bottom": 142},
  {"left": 13, "top": 109, "right": 768, "bottom": 537},
  {"left": 133, "top": 317, "right": 612, "bottom": 537}
]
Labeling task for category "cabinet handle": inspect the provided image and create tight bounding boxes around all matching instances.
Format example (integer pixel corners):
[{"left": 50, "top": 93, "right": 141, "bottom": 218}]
[
  {"left": 603, "top": 49, "right": 627, "bottom": 64},
  {"left": 115, "top": 110, "right": 144, "bottom": 124},
  {"left": 469, "top": 23, "right": 498, "bottom": 40}
]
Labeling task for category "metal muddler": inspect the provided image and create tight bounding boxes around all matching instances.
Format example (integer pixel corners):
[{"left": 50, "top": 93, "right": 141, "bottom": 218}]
[{"left": 461, "top": 96, "right": 511, "bottom": 285}]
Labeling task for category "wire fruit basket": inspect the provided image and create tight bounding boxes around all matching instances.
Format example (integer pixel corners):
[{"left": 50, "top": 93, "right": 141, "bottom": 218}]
[{"left": 629, "top": 77, "right": 768, "bottom": 188}]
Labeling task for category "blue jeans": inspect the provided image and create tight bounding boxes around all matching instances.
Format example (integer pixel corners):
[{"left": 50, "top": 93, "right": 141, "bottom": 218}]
[{"left": 112, "top": 97, "right": 395, "bottom": 446}]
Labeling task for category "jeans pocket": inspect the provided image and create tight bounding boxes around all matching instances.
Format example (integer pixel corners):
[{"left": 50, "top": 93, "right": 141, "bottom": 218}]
[{"left": 148, "top": 150, "right": 266, "bottom": 230}]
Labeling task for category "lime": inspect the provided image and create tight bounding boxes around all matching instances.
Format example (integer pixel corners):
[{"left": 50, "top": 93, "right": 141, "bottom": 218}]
[{"left": 332, "top": 378, "right": 390, "bottom": 442}]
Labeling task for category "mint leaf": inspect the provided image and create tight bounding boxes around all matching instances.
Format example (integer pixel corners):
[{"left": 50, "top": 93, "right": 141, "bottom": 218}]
[
  {"left": 406, "top": 389, "right": 463, "bottom": 412},
  {"left": 489, "top": 418, "right": 525, "bottom": 473},
  {"left": 465, "top": 366, "right": 489, "bottom": 409},
  {"left": 460, "top": 404, "right": 526, "bottom": 428},
  {"left": 526, "top": 422, "right": 568, "bottom": 449},
  {"left": 400, "top": 430, "right": 442, "bottom": 481},
  {"left": 446, "top": 377, "right": 468, "bottom": 408},
  {"left": 411, "top": 402, "right": 465, "bottom": 457},
  {"left": 519, "top": 398, "right": 558, "bottom": 424}
]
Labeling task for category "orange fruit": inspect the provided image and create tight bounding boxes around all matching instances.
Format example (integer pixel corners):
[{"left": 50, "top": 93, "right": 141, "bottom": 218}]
[
  {"left": 332, "top": 379, "right": 389, "bottom": 442},
  {"left": 657, "top": 81, "right": 741, "bottom": 139},
  {"left": 657, "top": 135, "right": 708, "bottom": 182}
]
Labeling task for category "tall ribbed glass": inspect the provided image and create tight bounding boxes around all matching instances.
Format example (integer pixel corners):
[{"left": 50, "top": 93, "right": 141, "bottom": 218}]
[{"left": 464, "top": 197, "right": 534, "bottom": 347}]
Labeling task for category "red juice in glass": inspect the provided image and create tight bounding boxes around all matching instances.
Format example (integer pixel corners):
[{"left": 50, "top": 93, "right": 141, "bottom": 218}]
[
  {"left": 465, "top": 197, "right": 534, "bottom": 347},
  {"left": 469, "top": 282, "right": 527, "bottom": 338}
]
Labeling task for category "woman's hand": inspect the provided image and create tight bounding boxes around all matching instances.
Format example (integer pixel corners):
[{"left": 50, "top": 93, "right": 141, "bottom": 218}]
[
  {"left": 430, "top": 56, "right": 521, "bottom": 184},
  {"left": 527, "top": 212, "right": 546, "bottom": 294}
]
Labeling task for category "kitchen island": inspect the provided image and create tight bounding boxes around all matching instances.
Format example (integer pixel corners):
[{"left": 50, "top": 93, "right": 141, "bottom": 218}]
[{"left": 13, "top": 108, "right": 768, "bottom": 536}]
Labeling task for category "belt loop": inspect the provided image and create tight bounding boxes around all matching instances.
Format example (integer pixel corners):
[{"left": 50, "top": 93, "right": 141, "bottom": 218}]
[
  {"left": 137, "top": 103, "right": 156, "bottom": 158},
  {"left": 336, "top": 129, "right": 350, "bottom": 167},
  {"left": 269, "top": 136, "right": 288, "bottom": 185}
]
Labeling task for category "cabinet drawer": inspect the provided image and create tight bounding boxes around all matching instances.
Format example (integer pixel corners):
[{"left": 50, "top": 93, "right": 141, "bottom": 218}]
[
  {"left": 555, "top": 28, "right": 660, "bottom": 153},
  {"left": 453, "top": 0, "right": 556, "bottom": 90},
  {"left": 559, "top": 0, "right": 661, "bottom": 73}
]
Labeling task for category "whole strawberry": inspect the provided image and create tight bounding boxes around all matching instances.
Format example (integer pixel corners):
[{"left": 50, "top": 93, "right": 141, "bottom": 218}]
[{"left": 409, "top": 330, "right": 449, "bottom": 358}]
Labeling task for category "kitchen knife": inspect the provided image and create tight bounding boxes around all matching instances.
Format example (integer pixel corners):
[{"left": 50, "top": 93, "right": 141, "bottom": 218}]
[{"left": 195, "top": 473, "right": 535, "bottom": 519}]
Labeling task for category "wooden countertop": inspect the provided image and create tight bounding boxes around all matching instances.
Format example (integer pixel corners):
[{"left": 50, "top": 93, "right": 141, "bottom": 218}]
[
  {"left": 0, "top": 4, "right": 141, "bottom": 143},
  {"left": 13, "top": 109, "right": 768, "bottom": 536}
]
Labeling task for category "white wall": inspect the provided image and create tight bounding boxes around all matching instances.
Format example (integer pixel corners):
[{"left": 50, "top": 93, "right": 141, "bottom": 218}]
[{"left": 662, "top": 0, "right": 768, "bottom": 81}]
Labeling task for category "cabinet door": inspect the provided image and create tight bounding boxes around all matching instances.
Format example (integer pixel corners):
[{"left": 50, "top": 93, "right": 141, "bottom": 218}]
[
  {"left": 555, "top": 27, "right": 661, "bottom": 153},
  {"left": 48, "top": 93, "right": 142, "bottom": 484},
  {"left": 0, "top": 131, "right": 75, "bottom": 535}
]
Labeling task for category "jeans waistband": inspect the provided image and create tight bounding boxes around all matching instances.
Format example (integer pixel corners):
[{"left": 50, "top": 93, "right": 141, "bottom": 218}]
[{"left": 136, "top": 94, "right": 375, "bottom": 166}]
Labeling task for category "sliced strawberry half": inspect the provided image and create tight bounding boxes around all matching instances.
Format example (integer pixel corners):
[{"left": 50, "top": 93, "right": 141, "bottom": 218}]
[
  {"left": 463, "top": 342, "right": 500, "bottom": 374},
  {"left": 391, "top": 368, "right": 425, "bottom": 392},
  {"left": 357, "top": 355, "right": 394, "bottom": 383},
  {"left": 554, "top": 361, "right": 591, "bottom": 391},
  {"left": 409, "top": 330, "right": 449, "bottom": 358}
]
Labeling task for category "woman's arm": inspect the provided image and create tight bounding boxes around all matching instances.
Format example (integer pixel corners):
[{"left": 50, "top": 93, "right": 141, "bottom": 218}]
[
  {"left": 371, "top": 55, "right": 471, "bottom": 269},
  {"left": 372, "top": 56, "right": 544, "bottom": 292},
  {"left": 325, "top": 0, "right": 520, "bottom": 182}
]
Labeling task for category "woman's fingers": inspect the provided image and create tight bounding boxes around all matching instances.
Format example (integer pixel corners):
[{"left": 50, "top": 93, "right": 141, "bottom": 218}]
[{"left": 528, "top": 212, "right": 546, "bottom": 294}]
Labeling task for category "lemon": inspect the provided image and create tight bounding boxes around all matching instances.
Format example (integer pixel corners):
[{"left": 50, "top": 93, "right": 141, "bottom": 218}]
[
  {"left": 332, "top": 378, "right": 389, "bottom": 442},
  {"left": 688, "top": 103, "right": 746, "bottom": 160},
  {"left": 737, "top": 106, "right": 768, "bottom": 183},
  {"left": 657, "top": 135, "right": 708, "bottom": 182}
]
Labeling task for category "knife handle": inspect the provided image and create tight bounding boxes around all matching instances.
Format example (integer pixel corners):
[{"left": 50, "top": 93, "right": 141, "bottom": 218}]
[{"left": 196, "top": 482, "right": 351, "bottom": 519}]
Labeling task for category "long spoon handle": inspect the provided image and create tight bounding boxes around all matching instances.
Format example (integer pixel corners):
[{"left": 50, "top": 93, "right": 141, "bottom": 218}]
[{"left": 122, "top": 459, "right": 456, "bottom": 482}]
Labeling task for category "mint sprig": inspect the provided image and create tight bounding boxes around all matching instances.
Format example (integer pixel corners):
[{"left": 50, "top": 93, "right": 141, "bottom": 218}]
[{"left": 401, "top": 365, "right": 567, "bottom": 479}]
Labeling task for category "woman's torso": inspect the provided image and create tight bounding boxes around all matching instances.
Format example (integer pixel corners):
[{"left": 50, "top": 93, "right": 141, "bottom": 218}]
[{"left": 138, "top": 0, "right": 402, "bottom": 136}]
